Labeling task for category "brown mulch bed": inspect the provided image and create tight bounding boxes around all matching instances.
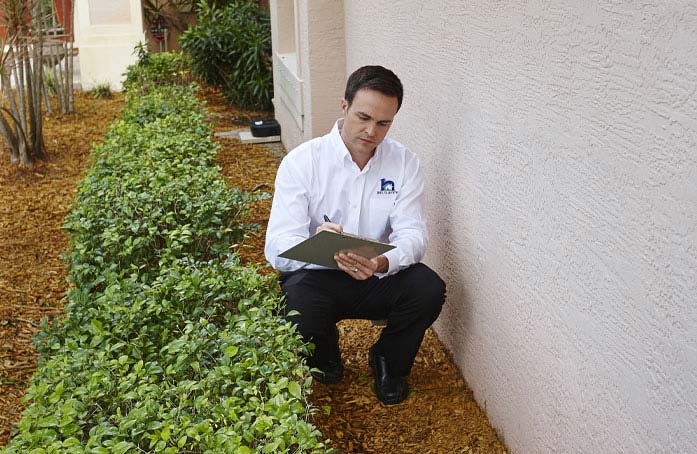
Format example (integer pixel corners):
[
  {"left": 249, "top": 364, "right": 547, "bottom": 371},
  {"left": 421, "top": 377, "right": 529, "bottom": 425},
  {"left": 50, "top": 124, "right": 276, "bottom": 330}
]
[
  {"left": 0, "top": 93, "right": 124, "bottom": 444},
  {"left": 205, "top": 90, "right": 508, "bottom": 454},
  {"left": 0, "top": 87, "right": 507, "bottom": 453}
]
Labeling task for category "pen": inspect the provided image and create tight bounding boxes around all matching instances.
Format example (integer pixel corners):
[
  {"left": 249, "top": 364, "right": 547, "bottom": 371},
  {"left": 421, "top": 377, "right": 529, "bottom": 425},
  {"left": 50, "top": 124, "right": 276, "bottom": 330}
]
[{"left": 323, "top": 215, "right": 331, "bottom": 223}]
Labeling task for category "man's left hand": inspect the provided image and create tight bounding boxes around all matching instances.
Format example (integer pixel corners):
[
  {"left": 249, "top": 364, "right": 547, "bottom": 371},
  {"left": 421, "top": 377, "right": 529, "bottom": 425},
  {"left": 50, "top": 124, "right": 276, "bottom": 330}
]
[{"left": 335, "top": 252, "right": 388, "bottom": 280}]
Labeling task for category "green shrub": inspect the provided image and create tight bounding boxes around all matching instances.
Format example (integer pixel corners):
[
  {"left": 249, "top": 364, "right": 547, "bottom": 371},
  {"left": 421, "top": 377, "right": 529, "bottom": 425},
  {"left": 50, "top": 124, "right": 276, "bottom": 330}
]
[
  {"left": 121, "top": 84, "right": 205, "bottom": 126},
  {"left": 65, "top": 86, "right": 256, "bottom": 292},
  {"left": 122, "top": 43, "right": 189, "bottom": 95},
  {"left": 180, "top": 0, "right": 273, "bottom": 110},
  {"left": 2, "top": 84, "right": 331, "bottom": 452},
  {"left": 4, "top": 258, "right": 328, "bottom": 453}
]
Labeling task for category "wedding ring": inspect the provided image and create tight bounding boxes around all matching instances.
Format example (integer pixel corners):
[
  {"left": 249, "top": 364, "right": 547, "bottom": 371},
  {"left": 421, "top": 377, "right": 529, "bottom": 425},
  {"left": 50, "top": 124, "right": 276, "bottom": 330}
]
[{"left": 353, "top": 267, "right": 359, "bottom": 272}]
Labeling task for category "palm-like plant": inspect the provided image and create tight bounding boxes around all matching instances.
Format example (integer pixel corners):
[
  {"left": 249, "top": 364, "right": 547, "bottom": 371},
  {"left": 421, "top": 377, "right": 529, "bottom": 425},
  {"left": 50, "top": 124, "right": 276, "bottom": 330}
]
[{"left": 0, "top": 0, "right": 47, "bottom": 166}]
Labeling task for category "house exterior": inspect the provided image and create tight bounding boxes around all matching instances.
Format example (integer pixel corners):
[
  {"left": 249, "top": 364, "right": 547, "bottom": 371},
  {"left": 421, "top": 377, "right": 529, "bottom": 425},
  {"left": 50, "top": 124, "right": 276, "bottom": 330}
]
[
  {"left": 74, "top": 0, "right": 145, "bottom": 90},
  {"left": 269, "top": 1, "right": 697, "bottom": 453}
]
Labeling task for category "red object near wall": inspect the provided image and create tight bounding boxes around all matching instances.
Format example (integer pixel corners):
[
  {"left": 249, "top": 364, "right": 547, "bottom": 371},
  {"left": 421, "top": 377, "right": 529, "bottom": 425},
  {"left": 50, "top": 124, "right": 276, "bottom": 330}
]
[
  {"left": 53, "top": 0, "right": 73, "bottom": 39},
  {"left": 0, "top": 0, "right": 73, "bottom": 40}
]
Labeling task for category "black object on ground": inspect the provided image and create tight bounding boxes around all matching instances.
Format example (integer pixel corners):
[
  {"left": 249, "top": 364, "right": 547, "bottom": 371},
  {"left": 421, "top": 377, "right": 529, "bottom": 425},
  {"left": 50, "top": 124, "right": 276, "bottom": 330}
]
[{"left": 250, "top": 119, "right": 281, "bottom": 137}]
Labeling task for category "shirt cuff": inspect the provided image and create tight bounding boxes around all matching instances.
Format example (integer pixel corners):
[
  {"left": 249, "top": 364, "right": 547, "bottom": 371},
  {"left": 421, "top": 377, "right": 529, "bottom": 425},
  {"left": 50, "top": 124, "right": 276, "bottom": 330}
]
[{"left": 374, "top": 248, "right": 401, "bottom": 278}]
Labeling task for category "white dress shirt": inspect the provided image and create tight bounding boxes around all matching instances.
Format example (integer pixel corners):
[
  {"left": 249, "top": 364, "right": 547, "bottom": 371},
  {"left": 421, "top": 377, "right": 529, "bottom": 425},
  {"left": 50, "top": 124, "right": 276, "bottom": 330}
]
[{"left": 264, "top": 119, "right": 427, "bottom": 277}]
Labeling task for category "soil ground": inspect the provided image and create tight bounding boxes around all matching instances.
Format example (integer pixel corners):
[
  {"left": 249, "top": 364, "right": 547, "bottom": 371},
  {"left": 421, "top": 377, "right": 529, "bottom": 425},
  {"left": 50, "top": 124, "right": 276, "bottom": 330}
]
[
  {"left": 0, "top": 88, "right": 508, "bottom": 453},
  {"left": 0, "top": 92, "right": 125, "bottom": 444}
]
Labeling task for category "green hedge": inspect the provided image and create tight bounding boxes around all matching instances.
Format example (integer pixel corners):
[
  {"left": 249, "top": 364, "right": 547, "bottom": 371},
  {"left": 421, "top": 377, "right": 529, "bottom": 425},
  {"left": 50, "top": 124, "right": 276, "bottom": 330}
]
[
  {"left": 2, "top": 86, "right": 330, "bottom": 453},
  {"left": 64, "top": 86, "right": 251, "bottom": 292}
]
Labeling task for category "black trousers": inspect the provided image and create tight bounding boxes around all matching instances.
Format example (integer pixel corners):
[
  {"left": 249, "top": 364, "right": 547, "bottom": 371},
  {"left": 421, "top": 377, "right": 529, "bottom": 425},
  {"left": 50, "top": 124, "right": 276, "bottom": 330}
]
[{"left": 279, "top": 263, "right": 446, "bottom": 377}]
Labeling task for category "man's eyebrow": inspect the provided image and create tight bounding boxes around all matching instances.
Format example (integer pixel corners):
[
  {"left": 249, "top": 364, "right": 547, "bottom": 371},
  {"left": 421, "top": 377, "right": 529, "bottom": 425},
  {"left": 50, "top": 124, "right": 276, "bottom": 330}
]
[{"left": 356, "top": 111, "right": 393, "bottom": 123}]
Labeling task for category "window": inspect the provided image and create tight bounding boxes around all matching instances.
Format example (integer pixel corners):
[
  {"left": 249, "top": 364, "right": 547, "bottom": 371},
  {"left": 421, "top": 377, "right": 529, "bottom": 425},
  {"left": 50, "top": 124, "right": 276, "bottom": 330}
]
[{"left": 274, "top": 0, "right": 303, "bottom": 128}]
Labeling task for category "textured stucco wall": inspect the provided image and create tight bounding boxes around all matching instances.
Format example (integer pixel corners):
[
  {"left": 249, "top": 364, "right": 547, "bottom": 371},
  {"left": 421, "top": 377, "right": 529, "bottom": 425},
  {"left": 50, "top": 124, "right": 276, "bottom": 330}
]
[
  {"left": 303, "top": 0, "right": 346, "bottom": 139},
  {"left": 345, "top": 1, "right": 697, "bottom": 453},
  {"left": 270, "top": 0, "right": 345, "bottom": 150}
]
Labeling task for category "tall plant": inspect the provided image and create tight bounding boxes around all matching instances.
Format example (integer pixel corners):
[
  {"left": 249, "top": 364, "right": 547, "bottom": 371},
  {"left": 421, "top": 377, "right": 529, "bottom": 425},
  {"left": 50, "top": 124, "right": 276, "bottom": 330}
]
[
  {"left": 180, "top": 0, "right": 272, "bottom": 110},
  {"left": 0, "top": 0, "right": 47, "bottom": 166}
]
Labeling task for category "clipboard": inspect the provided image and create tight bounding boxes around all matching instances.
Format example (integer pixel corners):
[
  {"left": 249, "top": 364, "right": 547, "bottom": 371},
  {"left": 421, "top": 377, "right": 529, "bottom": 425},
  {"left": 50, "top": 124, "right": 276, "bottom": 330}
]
[{"left": 278, "top": 230, "right": 395, "bottom": 269}]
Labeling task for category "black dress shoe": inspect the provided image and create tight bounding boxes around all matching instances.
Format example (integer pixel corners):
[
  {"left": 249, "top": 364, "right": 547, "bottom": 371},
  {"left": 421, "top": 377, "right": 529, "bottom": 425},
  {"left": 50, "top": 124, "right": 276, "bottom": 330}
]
[
  {"left": 311, "top": 360, "right": 343, "bottom": 384},
  {"left": 369, "top": 347, "right": 409, "bottom": 405}
]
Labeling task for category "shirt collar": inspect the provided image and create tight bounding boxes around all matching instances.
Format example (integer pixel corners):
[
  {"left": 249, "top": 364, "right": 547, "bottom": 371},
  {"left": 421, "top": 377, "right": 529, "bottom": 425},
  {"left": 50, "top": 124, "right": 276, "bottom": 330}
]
[{"left": 330, "top": 119, "right": 352, "bottom": 165}]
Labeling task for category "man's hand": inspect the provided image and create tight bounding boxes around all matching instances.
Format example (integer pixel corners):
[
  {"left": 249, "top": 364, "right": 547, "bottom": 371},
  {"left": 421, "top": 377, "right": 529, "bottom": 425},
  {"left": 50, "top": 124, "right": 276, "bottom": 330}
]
[
  {"left": 335, "top": 252, "right": 389, "bottom": 280},
  {"left": 316, "top": 221, "right": 342, "bottom": 234}
]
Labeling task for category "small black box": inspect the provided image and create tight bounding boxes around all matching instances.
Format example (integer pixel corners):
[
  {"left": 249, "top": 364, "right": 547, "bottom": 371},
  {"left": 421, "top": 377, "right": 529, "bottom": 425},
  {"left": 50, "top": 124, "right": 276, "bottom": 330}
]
[{"left": 250, "top": 119, "right": 281, "bottom": 137}]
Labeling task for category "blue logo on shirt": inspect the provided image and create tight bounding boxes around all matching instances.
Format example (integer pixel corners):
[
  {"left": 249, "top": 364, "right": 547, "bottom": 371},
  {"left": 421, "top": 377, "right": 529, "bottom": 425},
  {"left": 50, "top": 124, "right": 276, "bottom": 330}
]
[
  {"left": 377, "top": 178, "right": 397, "bottom": 195},
  {"left": 380, "top": 179, "right": 395, "bottom": 191}
]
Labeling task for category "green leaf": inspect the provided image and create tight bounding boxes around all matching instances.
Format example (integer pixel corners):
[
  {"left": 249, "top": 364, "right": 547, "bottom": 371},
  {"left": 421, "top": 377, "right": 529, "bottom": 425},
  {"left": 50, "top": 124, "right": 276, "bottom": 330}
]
[
  {"left": 288, "top": 381, "right": 302, "bottom": 399},
  {"left": 112, "top": 441, "right": 135, "bottom": 454}
]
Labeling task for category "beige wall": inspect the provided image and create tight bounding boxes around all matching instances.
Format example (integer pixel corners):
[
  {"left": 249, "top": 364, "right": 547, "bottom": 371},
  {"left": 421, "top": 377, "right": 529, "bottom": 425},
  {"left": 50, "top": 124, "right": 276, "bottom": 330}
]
[
  {"left": 75, "top": 0, "right": 145, "bottom": 90},
  {"left": 342, "top": 1, "right": 697, "bottom": 453},
  {"left": 270, "top": 0, "right": 346, "bottom": 149}
]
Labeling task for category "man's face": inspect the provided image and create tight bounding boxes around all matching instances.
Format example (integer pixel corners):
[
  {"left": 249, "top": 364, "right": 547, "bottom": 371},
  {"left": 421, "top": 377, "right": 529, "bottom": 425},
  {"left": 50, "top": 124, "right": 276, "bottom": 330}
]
[{"left": 340, "top": 88, "right": 399, "bottom": 159}]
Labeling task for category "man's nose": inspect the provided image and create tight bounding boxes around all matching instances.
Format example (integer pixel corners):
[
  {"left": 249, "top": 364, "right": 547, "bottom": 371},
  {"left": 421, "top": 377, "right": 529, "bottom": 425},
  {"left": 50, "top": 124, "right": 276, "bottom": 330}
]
[{"left": 366, "top": 122, "right": 377, "bottom": 137}]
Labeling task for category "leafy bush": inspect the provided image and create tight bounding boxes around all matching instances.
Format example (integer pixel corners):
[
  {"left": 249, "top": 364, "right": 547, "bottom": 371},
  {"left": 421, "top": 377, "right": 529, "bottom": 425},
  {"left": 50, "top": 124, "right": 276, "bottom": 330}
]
[
  {"left": 121, "top": 84, "right": 205, "bottom": 127},
  {"left": 122, "top": 43, "right": 190, "bottom": 95},
  {"left": 64, "top": 85, "right": 254, "bottom": 292},
  {"left": 2, "top": 84, "right": 330, "bottom": 453},
  {"left": 180, "top": 0, "right": 273, "bottom": 110},
  {"left": 4, "top": 259, "right": 326, "bottom": 453},
  {"left": 88, "top": 83, "right": 113, "bottom": 99}
]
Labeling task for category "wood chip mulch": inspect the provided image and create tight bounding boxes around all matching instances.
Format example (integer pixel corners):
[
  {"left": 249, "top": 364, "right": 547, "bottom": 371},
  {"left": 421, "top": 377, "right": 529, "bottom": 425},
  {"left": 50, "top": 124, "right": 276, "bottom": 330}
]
[
  {"left": 0, "top": 93, "right": 125, "bottom": 445},
  {"left": 0, "top": 87, "right": 508, "bottom": 454}
]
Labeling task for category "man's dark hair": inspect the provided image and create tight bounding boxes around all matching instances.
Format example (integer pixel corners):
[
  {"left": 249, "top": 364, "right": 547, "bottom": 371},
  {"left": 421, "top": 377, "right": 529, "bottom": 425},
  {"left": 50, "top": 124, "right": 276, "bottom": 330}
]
[{"left": 344, "top": 65, "right": 403, "bottom": 111}]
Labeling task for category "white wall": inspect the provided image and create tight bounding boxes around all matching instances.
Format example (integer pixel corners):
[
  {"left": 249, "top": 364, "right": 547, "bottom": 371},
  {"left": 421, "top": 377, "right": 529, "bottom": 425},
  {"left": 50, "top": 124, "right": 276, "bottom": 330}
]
[
  {"left": 345, "top": 1, "right": 697, "bottom": 453},
  {"left": 75, "top": 0, "right": 145, "bottom": 90},
  {"left": 270, "top": 0, "right": 346, "bottom": 150}
]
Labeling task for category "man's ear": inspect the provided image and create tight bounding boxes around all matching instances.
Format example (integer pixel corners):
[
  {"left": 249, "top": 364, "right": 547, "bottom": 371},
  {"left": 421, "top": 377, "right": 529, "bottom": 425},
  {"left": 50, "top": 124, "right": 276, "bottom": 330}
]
[{"left": 341, "top": 98, "right": 348, "bottom": 114}]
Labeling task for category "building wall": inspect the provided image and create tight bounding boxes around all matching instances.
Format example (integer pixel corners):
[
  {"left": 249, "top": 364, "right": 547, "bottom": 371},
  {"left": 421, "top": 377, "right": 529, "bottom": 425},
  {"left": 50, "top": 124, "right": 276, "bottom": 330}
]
[
  {"left": 343, "top": 1, "right": 697, "bottom": 453},
  {"left": 270, "top": 0, "right": 345, "bottom": 150},
  {"left": 75, "top": 0, "right": 145, "bottom": 90}
]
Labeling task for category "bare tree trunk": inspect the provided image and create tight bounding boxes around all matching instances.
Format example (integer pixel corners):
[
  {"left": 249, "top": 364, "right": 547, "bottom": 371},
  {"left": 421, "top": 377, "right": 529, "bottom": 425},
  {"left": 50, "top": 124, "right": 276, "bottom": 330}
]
[
  {"left": 0, "top": 108, "right": 21, "bottom": 164},
  {"left": 4, "top": 49, "right": 22, "bottom": 120},
  {"left": 0, "top": 0, "right": 49, "bottom": 166},
  {"left": 52, "top": 0, "right": 74, "bottom": 114},
  {"left": 19, "top": 50, "right": 34, "bottom": 166},
  {"left": 67, "top": 0, "right": 74, "bottom": 111},
  {"left": 53, "top": 49, "right": 64, "bottom": 109},
  {"left": 49, "top": 0, "right": 62, "bottom": 110},
  {"left": 42, "top": 65, "right": 52, "bottom": 113},
  {"left": 31, "top": 0, "right": 46, "bottom": 160},
  {"left": 12, "top": 45, "right": 27, "bottom": 131}
]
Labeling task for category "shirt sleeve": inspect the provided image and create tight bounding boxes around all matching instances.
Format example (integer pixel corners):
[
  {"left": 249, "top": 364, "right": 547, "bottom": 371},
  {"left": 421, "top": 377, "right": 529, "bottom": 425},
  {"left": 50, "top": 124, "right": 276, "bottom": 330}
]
[
  {"left": 376, "top": 154, "right": 428, "bottom": 277},
  {"left": 264, "top": 153, "right": 313, "bottom": 272}
]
